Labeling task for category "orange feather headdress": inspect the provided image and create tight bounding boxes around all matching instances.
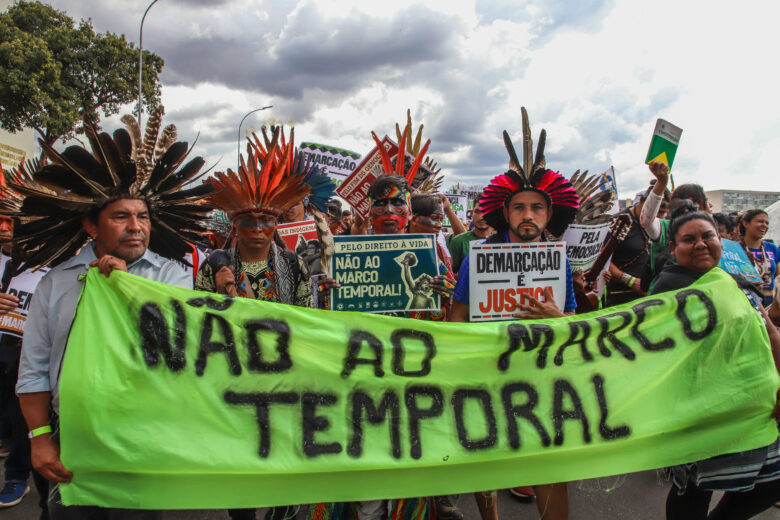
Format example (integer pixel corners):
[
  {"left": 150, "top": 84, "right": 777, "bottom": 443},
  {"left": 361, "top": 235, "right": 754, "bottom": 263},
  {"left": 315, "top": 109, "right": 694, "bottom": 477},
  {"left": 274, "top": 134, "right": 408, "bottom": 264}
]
[{"left": 205, "top": 127, "right": 311, "bottom": 218}]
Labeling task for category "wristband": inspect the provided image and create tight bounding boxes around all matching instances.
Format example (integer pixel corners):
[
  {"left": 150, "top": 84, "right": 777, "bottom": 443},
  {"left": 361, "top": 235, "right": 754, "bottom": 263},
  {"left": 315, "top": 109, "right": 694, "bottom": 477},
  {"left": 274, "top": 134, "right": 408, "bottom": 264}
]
[
  {"left": 27, "top": 425, "right": 52, "bottom": 439},
  {"left": 628, "top": 276, "right": 636, "bottom": 287}
]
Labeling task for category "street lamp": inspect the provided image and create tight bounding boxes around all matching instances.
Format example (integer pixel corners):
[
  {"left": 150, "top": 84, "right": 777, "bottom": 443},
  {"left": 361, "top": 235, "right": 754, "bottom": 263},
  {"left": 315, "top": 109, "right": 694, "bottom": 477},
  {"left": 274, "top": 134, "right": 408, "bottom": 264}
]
[
  {"left": 138, "top": 0, "right": 160, "bottom": 127},
  {"left": 237, "top": 106, "right": 273, "bottom": 169}
]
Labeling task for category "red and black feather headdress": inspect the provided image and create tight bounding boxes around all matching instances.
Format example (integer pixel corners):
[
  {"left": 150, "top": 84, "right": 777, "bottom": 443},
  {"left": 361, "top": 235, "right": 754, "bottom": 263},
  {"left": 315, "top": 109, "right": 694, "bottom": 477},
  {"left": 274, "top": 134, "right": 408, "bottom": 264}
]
[{"left": 480, "top": 107, "right": 579, "bottom": 236}]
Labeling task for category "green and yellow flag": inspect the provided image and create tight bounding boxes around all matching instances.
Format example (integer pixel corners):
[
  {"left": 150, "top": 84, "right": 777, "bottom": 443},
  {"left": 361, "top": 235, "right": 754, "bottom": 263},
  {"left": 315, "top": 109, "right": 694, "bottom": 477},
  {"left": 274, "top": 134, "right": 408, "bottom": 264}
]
[{"left": 59, "top": 268, "right": 779, "bottom": 508}]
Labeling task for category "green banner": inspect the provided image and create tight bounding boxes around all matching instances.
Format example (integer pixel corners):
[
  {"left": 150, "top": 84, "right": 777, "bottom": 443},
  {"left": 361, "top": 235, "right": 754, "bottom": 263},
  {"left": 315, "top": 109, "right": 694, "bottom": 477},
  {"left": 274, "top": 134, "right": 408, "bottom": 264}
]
[{"left": 59, "top": 268, "right": 779, "bottom": 509}]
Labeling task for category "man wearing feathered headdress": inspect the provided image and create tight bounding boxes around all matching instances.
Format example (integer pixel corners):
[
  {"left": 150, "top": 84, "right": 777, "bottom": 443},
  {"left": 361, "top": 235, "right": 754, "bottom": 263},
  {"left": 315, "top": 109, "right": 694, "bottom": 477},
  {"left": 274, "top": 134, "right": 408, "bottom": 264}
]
[
  {"left": 449, "top": 108, "right": 579, "bottom": 520},
  {"left": 340, "top": 114, "right": 459, "bottom": 520},
  {"left": 195, "top": 127, "right": 337, "bottom": 309},
  {"left": 4, "top": 110, "right": 215, "bottom": 517},
  {"left": 197, "top": 127, "right": 337, "bottom": 520}
]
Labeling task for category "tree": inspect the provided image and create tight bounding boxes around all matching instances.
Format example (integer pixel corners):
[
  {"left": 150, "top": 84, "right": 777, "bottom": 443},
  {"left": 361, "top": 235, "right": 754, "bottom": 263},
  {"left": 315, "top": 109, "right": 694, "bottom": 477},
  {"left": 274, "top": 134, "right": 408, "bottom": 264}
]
[{"left": 0, "top": 1, "right": 164, "bottom": 148}]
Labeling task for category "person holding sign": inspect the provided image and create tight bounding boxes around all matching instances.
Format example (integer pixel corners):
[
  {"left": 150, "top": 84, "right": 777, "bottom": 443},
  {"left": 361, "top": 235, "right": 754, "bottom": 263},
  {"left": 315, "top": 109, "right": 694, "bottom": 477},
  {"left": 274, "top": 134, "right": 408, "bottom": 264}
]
[
  {"left": 196, "top": 127, "right": 338, "bottom": 311},
  {"left": 11, "top": 115, "right": 214, "bottom": 519},
  {"left": 649, "top": 209, "right": 780, "bottom": 520},
  {"left": 639, "top": 161, "right": 711, "bottom": 291},
  {"left": 449, "top": 109, "right": 578, "bottom": 520},
  {"left": 197, "top": 127, "right": 337, "bottom": 520},
  {"left": 337, "top": 124, "right": 457, "bottom": 520},
  {"left": 0, "top": 197, "right": 47, "bottom": 511}
]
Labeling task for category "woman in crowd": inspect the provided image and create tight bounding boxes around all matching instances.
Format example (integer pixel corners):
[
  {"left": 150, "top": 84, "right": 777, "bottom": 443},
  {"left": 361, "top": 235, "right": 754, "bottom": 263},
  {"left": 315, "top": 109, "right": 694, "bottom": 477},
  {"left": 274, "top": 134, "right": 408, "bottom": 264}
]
[
  {"left": 649, "top": 208, "right": 780, "bottom": 520},
  {"left": 639, "top": 162, "right": 711, "bottom": 291},
  {"left": 739, "top": 209, "right": 780, "bottom": 306}
]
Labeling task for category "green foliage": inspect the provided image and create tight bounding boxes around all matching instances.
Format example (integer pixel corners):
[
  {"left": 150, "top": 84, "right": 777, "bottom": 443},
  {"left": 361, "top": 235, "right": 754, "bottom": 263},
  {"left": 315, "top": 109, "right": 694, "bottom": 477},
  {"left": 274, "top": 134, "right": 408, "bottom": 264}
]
[{"left": 0, "top": 1, "right": 164, "bottom": 146}]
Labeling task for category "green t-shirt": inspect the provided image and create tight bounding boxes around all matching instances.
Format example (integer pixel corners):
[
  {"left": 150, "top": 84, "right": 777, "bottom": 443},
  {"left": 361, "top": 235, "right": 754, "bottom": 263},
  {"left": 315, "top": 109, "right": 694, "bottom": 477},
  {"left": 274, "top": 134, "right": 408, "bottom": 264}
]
[
  {"left": 449, "top": 231, "right": 485, "bottom": 275},
  {"left": 647, "top": 218, "right": 670, "bottom": 292}
]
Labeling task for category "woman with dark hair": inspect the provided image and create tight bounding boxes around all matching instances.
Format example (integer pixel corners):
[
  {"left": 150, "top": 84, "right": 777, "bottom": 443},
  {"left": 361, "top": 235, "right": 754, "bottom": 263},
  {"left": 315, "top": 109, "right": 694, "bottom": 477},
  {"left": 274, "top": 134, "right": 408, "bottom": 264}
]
[
  {"left": 650, "top": 210, "right": 780, "bottom": 520},
  {"left": 739, "top": 209, "right": 780, "bottom": 306},
  {"left": 639, "top": 161, "right": 711, "bottom": 291}
]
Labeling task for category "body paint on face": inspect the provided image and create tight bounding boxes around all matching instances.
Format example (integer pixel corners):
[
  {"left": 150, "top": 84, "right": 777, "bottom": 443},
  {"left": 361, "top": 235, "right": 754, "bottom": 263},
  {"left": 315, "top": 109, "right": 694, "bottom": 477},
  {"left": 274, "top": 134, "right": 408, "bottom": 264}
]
[{"left": 370, "top": 196, "right": 410, "bottom": 232}]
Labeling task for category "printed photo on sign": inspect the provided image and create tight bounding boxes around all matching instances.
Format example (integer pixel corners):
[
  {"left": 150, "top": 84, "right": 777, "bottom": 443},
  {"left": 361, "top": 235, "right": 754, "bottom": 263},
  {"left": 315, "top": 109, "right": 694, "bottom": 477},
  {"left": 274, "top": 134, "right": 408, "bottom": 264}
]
[
  {"left": 468, "top": 242, "right": 566, "bottom": 322},
  {"left": 277, "top": 221, "right": 322, "bottom": 275},
  {"left": 330, "top": 233, "right": 440, "bottom": 312}
]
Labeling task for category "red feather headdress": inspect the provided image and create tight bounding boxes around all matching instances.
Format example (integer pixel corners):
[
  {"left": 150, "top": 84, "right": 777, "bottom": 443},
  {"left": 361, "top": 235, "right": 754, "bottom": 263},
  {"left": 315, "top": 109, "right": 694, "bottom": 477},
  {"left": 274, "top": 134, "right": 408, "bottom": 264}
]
[{"left": 480, "top": 107, "right": 579, "bottom": 236}]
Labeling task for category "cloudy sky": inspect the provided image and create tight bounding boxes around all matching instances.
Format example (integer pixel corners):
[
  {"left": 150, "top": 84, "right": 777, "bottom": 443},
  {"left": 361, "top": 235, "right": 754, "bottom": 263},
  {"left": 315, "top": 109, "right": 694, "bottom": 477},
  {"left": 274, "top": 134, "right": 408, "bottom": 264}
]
[{"left": 51, "top": 0, "right": 780, "bottom": 197}]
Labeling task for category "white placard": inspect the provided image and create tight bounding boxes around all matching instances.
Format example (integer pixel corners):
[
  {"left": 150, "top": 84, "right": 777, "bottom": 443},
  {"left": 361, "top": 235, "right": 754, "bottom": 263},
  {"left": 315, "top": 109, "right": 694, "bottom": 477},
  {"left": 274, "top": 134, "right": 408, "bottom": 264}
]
[{"left": 468, "top": 242, "right": 566, "bottom": 322}]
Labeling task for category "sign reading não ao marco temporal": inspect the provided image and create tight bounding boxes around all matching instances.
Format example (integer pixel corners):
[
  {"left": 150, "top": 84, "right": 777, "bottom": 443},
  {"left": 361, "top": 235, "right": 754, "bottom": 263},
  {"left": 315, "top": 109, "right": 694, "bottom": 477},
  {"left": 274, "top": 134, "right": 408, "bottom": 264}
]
[{"left": 59, "top": 268, "right": 779, "bottom": 509}]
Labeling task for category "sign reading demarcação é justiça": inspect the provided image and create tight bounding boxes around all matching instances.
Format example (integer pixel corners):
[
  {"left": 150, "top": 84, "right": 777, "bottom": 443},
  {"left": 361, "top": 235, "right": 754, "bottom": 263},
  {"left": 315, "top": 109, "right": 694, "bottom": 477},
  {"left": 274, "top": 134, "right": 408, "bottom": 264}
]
[
  {"left": 330, "top": 233, "right": 440, "bottom": 313},
  {"left": 58, "top": 267, "right": 780, "bottom": 509},
  {"left": 469, "top": 242, "right": 567, "bottom": 322}
]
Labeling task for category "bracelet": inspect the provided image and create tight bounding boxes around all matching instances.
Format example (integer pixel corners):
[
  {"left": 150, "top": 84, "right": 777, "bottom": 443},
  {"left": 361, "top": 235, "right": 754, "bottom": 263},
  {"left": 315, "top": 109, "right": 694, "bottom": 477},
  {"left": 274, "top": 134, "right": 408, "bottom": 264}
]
[
  {"left": 27, "top": 424, "right": 52, "bottom": 439},
  {"left": 628, "top": 276, "right": 636, "bottom": 287}
]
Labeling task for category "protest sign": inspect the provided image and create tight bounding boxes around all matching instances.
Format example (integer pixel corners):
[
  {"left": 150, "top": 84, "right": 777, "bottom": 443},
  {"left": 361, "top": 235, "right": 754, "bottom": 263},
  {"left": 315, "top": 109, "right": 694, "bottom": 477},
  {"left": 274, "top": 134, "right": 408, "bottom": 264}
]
[
  {"left": 336, "top": 137, "right": 393, "bottom": 218},
  {"left": 561, "top": 223, "right": 610, "bottom": 272},
  {"left": 59, "top": 267, "right": 779, "bottom": 509},
  {"left": 719, "top": 238, "right": 762, "bottom": 284},
  {"left": 329, "top": 233, "right": 440, "bottom": 312},
  {"left": 277, "top": 221, "right": 323, "bottom": 275},
  {"left": 0, "top": 262, "right": 48, "bottom": 338},
  {"left": 468, "top": 242, "right": 567, "bottom": 322},
  {"left": 443, "top": 194, "right": 467, "bottom": 228},
  {"left": 646, "top": 119, "right": 683, "bottom": 171},
  {"left": 299, "top": 142, "right": 361, "bottom": 188},
  {"left": 336, "top": 136, "right": 435, "bottom": 218}
]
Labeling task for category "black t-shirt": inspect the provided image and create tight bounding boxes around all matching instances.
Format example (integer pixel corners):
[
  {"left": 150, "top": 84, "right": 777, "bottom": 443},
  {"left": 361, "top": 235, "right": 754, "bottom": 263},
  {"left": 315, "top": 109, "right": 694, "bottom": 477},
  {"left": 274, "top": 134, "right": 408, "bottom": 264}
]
[
  {"left": 649, "top": 264, "right": 703, "bottom": 295},
  {"left": 607, "top": 212, "right": 649, "bottom": 291},
  {"left": 650, "top": 264, "right": 763, "bottom": 310}
]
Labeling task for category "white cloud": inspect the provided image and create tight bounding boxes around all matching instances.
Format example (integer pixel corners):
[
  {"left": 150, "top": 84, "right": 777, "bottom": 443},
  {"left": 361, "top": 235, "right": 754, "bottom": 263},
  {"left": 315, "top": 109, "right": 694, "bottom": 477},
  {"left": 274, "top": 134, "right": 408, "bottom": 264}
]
[{"left": 47, "top": 0, "right": 780, "bottom": 199}]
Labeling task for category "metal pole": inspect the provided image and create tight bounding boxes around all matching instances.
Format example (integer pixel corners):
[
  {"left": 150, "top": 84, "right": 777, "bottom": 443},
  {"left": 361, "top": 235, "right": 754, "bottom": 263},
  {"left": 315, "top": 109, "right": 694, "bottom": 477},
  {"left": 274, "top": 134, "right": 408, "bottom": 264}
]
[
  {"left": 237, "top": 106, "right": 273, "bottom": 169},
  {"left": 138, "top": 0, "right": 160, "bottom": 127}
]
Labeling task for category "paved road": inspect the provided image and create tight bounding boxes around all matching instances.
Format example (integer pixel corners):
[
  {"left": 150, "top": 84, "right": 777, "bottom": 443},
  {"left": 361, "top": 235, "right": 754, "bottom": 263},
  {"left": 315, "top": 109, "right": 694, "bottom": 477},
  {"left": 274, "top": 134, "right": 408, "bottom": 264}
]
[{"left": 2, "top": 467, "right": 779, "bottom": 519}]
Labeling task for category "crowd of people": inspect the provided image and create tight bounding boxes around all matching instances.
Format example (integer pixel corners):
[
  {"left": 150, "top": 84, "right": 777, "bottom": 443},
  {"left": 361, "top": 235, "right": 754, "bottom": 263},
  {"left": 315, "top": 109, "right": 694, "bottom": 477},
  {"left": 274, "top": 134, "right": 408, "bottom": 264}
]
[{"left": 0, "top": 107, "right": 778, "bottom": 520}]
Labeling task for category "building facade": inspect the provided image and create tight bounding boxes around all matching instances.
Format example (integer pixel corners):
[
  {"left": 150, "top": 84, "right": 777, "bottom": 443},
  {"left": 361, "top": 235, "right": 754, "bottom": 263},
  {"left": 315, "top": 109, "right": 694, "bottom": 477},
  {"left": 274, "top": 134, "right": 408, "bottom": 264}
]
[{"left": 706, "top": 190, "right": 780, "bottom": 213}]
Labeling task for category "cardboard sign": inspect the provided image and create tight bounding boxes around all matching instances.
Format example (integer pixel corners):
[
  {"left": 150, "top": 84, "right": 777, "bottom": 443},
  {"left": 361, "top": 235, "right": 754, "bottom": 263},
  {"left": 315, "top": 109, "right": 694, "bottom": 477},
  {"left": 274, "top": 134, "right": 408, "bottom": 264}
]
[
  {"left": 298, "top": 142, "right": 361, "bottom": 189},
  {"left": 468, "top": 242, "right": 567, "bottom": 322},
  {"left": 561, "top": 223, "right": 610, "bottom": 271},
  {"left": 277, "top": 220, "right": 323, "bottom": 275},
  {"left": 719, "top": 239, "right": 761, "bottom": 284},
  {"left": 336, "top": 136, "right": 435, "bottom": 218},
  {"left": 0, "top": 264, "right": 48, "bottom": 338},
  {"left": 442, "top": 194, "right": 467, "bottom": 228},
  {"left": 645, "top": 119, "right": 683, "bottom": 171},
  {"left": 330, "top": 233, "right": 440, "bottom": 312}
]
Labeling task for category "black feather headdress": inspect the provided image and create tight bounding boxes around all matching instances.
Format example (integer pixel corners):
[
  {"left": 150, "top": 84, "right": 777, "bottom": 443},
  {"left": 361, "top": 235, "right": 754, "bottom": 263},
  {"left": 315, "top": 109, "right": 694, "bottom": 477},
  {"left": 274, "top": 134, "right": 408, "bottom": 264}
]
[{"left": 0, "top": 109, "right": 215, "bottom": 270}]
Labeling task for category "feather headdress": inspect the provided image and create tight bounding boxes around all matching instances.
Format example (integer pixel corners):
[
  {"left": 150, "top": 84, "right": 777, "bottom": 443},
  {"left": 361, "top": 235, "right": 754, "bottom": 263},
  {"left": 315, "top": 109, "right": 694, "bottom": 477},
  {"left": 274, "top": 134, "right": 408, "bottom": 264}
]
[
  {"left": 205, "top": 126, "right": 336, "bottom": 217},
  {"left": 1, "top": 111, "right": 215, "bottom": 270},
  {"left": 569, "top": 169, "right": 614, "bottom": 224},
  {"left": 393, "top": 109, "right": 443, "bottom": 193},
  {"left": 370, "top": 110, "right": 432, "bottom": 190},
  {"left": 479, "top": 107, "right": 579, "bottom": 236}
]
